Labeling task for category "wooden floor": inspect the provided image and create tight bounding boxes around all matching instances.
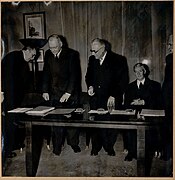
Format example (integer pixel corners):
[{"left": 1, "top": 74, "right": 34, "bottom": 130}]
[{"left": 3, "top": 132, "right": 173, "bottom": 177}]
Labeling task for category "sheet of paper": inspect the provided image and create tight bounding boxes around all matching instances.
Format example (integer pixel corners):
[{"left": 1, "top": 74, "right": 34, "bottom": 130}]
[
  {"left": 110, "top": 109, "right": 135, "bottom": 115},
  {"left": 8, "top": 107, "right": 33, "bottom": 113},
  {"left": 140, "top": 109, "right": 165, "bottom": 117},
  {"left": 46, "top": 108, "right": 75, "bottom": 115},
  {"left": 25, "top": 106, "right": 55, "bottom": 116},
  {"left": 88, "top": 110, "right": 108, "bottom": 114}
]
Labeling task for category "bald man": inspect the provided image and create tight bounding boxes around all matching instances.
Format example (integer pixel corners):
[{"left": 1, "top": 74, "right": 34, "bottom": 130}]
[{"left": 42, "top": 34, "right": 82, "bottom": 155}]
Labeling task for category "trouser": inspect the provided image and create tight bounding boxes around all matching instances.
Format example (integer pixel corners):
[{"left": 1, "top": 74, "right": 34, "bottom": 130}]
[
  {"left": 91, "top": 128, "right": 118, "bottom": 153},
  {"left": 125, "top": 130, "right": 137, "bottom": 158},
  {"left": 52, "top": 126, "right": 80, "bottom": 153},
  {"left": 3, "top": 115, "right": 25, "bottom": 156},
  {"left": 42, "top": 126, "right": 51, "bottom": 145},
  {"left": 162, "top": 120, "right": 173, "bottom": 160},
  {"left": 121, "top": 129, "right": 129, "bottom": 150},
  {"left": 126, "top": 129, "right": 161, "bottom": 157}
]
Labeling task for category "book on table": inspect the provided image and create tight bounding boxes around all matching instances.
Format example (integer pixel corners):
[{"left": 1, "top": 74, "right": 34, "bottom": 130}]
[
  {"left": 140, "top": 109, "right": 165, "bottom": 117},
  {"left": 8, "top": 107, "right": 33, "bottom": 113},
  {"left": 110, "top": 109, "right": 135, "bottom": 115},
  {"left": 88, "top": 109, "right": 109, "bottom": 115},
  {"left": 44, "top": 108, "right": 76, "bottom": 119},
  {"left": 46, "top": 108, "right": 76, "bottom": 115},
  {"left": 25, "top": 106, "right": 55, "bottom": 116}
]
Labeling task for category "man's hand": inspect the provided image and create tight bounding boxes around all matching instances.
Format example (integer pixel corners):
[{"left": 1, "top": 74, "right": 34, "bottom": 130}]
[
  {"left": 1, "top": 92, "right": 4, "bottom": 103},
  {"left": 60, "top": 92, "right": 71, "bottom": 103},
  {"left": 107, "top": 96, "right": 115, "bottom": 111},
  {"left": 131, "top": 98, "right": 145, "bottom": 105},
  {"left": 42, "top": 93, "right": 50, "bottom": 101},
  {"left": 88, "top": 86, "right": 95, "bottom": 96}
]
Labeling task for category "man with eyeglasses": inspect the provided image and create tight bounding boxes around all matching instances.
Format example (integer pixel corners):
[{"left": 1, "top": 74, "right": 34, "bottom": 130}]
[
  {"left": 85, "top": 38, "right": 129, "bottom": 156},
  {"left": 42, "top": 34, "right": 82, "bottom": 156}
]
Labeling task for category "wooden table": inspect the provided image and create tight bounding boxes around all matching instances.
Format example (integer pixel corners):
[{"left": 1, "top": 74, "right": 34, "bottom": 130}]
[{"left": 9, "top": 109, "right": 164, "bottom": 177}]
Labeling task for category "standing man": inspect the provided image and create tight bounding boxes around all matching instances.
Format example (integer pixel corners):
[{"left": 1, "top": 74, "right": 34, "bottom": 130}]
[
  {"left": 161, "top": 34, "right": 173, "bottom": 162},
  {"left": 1, "top": 39, "right": 42, "bottom": 168},
  {"left": 42, "top": 34, "right": 82, "bottom": 155},
  {"left": 85, "top": 38, "right": 129, "bottom": 156}
]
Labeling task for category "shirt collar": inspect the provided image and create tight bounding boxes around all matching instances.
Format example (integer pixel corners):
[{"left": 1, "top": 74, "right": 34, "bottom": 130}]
[
  {"left": 137, "top": 78, "right": 145, "bottom": 88},
  {"left": 55, "top": 49, "right": 62, "bottom": 58},
  {"left": 99, "top": 51, "right": 107, "bottom": 65}
]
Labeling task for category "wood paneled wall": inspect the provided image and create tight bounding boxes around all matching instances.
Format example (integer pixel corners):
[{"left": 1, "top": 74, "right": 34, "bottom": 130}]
[{"left": 2, "top": 1, "right": 173, "bottom": 91}]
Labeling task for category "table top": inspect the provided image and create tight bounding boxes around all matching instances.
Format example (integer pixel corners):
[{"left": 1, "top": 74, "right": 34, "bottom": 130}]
[{"left": 8, "top": 107, "right": 164, "bottom": 129}]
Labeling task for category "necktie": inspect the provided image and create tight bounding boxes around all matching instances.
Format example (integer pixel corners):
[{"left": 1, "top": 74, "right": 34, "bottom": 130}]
[
  {"left": 139, "top": 83, "right": 143, "bottom": 89},
  {"left": 99, "top": 58, "right": 103, "bottom": 65},
  {"left": 55, "top": 55, "right": 59, "bottom": 61}
]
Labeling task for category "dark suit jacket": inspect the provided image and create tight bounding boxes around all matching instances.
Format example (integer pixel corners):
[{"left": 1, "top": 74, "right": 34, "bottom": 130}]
[
  {"left": 42, "top": 47, "right": 81, "bottom": 106},
  {"left": 1, "top": 50, "right": 30, "bottom": 111},
  {"left": 162, "top": 53, "right": 173, "bottom": 126},
  {"left": 124, "top": 78, "right": 163, "bottom": 110},
  {"left": 162, "top": 53, "right": 173, "bottom": 112},
  {"left": 85, "top": 51, "right": 129, "bottom": 109}
]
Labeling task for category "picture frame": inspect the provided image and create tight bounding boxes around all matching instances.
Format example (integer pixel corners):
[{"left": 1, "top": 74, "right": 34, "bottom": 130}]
[
  {"left": 28, "top": 49, "right": 44, "bottom": 71},
  {"left": 23, "top": 12, "right": 46, "bottom": 39}
]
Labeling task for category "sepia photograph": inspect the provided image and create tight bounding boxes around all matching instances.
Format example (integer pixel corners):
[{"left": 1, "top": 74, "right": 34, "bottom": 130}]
[{"left": 1, "top": 0, "right": 173, "bottom": 178}]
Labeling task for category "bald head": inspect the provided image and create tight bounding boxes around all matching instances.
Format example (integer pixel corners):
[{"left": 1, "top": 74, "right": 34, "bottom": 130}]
[{"left": 48, "top": 34, "right": 63, "bottom": 56}]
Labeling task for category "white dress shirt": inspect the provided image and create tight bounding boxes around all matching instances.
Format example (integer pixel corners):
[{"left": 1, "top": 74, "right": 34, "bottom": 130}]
[
  {"left": 55, "top": 49, "right": 62, "bottom": 59},
  {"left": 137, "top": 78, "right": 145, "bottom": 89},
  {"left": 99, "top": 51, "right": 107, "bottom": 65}
]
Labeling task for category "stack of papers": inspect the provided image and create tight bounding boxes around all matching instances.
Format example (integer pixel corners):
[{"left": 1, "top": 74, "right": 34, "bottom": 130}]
[
  {"left": 25, "top": 106, "right": 55, "bottom": 116},
  {"left": 8, "top": 107, "right": 33, "bottom": 113},
  {"left": 140, "top": 109, "right": 165, "bottom": 117},
  {"left": 110, "top": 109, "right": 135, "bottom": 115},
  {"left": 88, "top": 110, "right": 108, "bottom": 114},
  {"left": 46, "top": 108, "right": 75, "bottom": 115}
]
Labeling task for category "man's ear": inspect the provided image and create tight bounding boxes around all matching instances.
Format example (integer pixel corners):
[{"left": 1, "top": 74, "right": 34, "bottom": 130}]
[
  {"left": 60, "top": 41, "right": 63, "bottom": 47},
  {"left": 142, "top": 67, "right": 146, "bottom": 75}
]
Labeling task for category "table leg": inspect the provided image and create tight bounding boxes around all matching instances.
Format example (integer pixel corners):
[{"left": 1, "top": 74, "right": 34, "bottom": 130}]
[
  {"left": 137, "top": 126, "right": 145, "bottom": 176},
  {"left": 25, "top": 123, "right": 45, "bottom": 176},
  {"left": 25, "top": 122, "right": 34, "bottom": 176}
]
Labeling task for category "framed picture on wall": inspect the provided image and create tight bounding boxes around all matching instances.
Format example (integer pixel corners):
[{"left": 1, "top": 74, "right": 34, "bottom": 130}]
[{"left": 23, "top": 12, "right": 46, "bottom": 39}]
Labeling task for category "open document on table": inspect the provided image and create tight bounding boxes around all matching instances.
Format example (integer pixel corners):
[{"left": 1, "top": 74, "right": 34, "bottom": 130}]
[
  {"left": 25, "top": 106, "right": 55, "bottom": 116},
  {"left": 8, "top": 107, "right": 33, "bottom": 113},
  {"left": 140, "top": 109, "right": 165, "bottom": 117},
  {"left": 110, "top": 109, "right": 135, "bottom": 115}
]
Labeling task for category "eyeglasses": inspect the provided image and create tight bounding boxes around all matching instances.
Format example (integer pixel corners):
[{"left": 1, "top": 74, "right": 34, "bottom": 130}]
[
  {"left": 49, "top": 46, "right": 59, "bottom": 50},
  {"left": 90, "top": 46, "right": 104, "bottom": 53}
]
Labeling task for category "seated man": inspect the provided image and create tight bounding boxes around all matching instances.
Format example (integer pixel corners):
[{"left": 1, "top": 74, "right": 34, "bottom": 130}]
[{"left": 124, "top": 63, "right": 163, "bottom": 166}]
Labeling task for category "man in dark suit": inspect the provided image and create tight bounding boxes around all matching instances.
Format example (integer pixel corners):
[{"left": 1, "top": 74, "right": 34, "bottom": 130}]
[
  {"left": 85, "top": 38, "right": 129, "bottom": 156},
  {"left": 124, "top": 63, "right": 162, "bottom": 111},
  {"left": 42, "top": 34, "right": 82, "bottom": 155},
  {"left": 161, "top": 34, "right": 173, "bottom": 162},
  {"left": 1, "top": 39, "right": 45, "bottom": 171},
  {"left": 124, "top": 63, "right": 163, "bottom": 175}
]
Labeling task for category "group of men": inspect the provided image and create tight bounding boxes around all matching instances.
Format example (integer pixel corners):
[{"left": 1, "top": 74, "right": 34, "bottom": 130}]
[{"left": 2, "top": 34, "right": 173, "bottom": 175}]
